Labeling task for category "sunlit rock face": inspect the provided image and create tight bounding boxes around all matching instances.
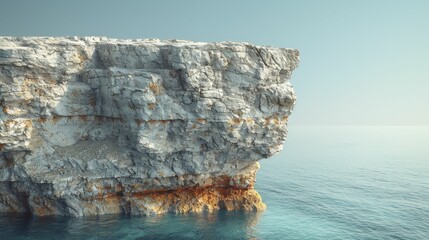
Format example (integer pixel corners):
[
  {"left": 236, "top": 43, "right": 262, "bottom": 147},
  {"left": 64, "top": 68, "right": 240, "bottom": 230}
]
[{"left": 0, "top": 37, "right": 299, "bottom": 216}]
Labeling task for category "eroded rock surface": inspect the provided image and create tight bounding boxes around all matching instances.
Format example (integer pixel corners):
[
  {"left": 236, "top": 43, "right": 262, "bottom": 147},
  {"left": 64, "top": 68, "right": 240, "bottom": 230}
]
[{"left": 0, "top": 37, "right": 299, "bottom": 216}]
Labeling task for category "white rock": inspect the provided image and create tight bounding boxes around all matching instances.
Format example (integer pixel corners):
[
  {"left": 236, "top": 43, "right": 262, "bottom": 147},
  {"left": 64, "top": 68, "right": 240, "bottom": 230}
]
[{"left": 0, "top": 37, "right": 299, "bottom": 216}]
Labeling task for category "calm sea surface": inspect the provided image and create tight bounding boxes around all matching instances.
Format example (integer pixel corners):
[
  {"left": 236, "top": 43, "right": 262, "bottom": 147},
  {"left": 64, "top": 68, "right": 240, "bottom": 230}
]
[{"left": 1, "top": 126, "right": 428, "bottom": 240}]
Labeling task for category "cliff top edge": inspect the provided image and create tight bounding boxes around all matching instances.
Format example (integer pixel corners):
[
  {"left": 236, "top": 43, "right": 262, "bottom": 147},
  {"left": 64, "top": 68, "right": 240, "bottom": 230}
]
[{"left": 0, "top": 36, "right": 299, "bottom": 55}]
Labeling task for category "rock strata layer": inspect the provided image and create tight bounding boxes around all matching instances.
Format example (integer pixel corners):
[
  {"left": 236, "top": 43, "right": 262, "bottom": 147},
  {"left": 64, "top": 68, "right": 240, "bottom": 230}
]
[{"left": 0, "top": 37, "right": 299, "bottom": 216}]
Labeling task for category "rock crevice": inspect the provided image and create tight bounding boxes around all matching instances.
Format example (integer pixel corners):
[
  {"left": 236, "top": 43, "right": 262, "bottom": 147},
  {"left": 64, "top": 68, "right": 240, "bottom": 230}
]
[{"left": 0, "top": 37, "right": 299, "bottom": 216}]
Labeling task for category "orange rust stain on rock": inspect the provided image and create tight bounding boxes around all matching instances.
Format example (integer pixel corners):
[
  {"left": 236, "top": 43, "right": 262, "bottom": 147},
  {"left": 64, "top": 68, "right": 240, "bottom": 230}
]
[
  {"left": 161, "top": 120, "right": 171, "bottom": 124},
  {"left": 80, "top": 173, "right": 264, "bottom": 214},
  {"left": 78, "top": 115, "right": 88, "bottom": 121},
  {"left": 49, "top": 79, "right": 57, "bottom": 85},
  {"left": 232, "top": 118, "right": 241, "bottom": 124},
  {"left": 215, "top": 175, "right": 232, "bottom": 187},
  {"left": 0, "top": 144, "right": 4, "bottom": 151},
  {"left": 78, "top": 52, "right": 88, "bottom": 63},
  {"left": 33, "top": 206, "right": 57, "bottom": 216},
  {"left": 115, "top": 183, "right": 124, "bottom": 192},
  {"left": 149, "top": 82, "right": 161, "bottom": 95},
  {"left": 245, "top": 118, "right": 254, "bottom": 124},
  {"left": 196, "top": 118, "right": 207, "bottom": 124},
  {"left": 23, "top": 120, "right": 32, "bottom": 128},
  {"left": 272, "top": 117, "right": 279, "bottom": 125},
  {"left": 2, "top": 106, "right": 8, "bottom": 114},
  {"left": 128, "top": 186, "right": 264, "bottom": 213},
  {"left": 52, "top": 115, "right": 62, "bottom": 123},
  {"left": 135, "top": 119, "right": 144, "bottom": 126},
  {"left": 22, "top": 78, "right": 38, "bottom": 87},
  {"left": 39, "top": 117, "right": 48, "bottom": 123},
  {"left": 5, "top": 120, "right": 13, "bottom": 127},
  {"left": 263, "top": 118, "right": 270, "bottom": 127},
  {"left": 147, "top": 119, "right": 171, "bottom": 125}
]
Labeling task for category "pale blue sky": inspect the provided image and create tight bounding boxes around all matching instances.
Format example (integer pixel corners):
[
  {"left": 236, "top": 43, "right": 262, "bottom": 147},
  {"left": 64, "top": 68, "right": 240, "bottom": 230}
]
[{"left": 1, "top": 0, "right": 428, "bottom": 125}]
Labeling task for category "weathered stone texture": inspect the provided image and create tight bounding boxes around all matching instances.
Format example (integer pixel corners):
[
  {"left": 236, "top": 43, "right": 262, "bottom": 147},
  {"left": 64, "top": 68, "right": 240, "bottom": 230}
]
[{"left": 0, "top": 37, "right": 299, "bottom": 216}]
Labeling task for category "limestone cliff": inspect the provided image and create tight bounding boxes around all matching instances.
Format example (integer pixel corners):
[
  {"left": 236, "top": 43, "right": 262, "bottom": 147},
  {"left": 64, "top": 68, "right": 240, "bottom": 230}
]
[{"left": 0, "top": 37, "right": 299, "bottom": 216}]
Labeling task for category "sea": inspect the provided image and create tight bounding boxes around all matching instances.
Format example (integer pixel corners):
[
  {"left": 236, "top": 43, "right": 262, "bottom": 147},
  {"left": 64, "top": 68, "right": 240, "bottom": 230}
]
[{"left": 1, "top": 126, "right": 428, "bottom": 240}]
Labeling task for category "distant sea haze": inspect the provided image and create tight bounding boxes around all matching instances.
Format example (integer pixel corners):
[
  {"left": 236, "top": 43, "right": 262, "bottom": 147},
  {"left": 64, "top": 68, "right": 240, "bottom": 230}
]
[{"left": 1, "top": 126, "right": 428, "bottom": 239}]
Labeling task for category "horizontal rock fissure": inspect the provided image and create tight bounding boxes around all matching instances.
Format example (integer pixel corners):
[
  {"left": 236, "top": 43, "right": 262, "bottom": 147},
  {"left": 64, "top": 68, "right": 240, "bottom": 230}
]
[{"left": 2, "top": 114, "right": 288, "bottom": 124}]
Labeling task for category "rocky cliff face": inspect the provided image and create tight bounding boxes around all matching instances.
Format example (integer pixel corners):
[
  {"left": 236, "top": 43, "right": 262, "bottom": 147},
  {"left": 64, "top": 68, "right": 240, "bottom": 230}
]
[{"left": 0, "top": 37, "right": 299, "bottom": 216}]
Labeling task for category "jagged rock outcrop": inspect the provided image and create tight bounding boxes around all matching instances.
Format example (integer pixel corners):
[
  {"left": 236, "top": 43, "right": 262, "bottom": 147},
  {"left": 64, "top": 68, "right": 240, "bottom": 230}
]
[{"left": 0, "top": 37, "right": 299, "bottom": 216}]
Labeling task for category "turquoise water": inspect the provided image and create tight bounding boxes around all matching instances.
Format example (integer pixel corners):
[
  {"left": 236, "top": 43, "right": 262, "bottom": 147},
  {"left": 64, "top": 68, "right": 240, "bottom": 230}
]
[{"left": 1, "top": 126, "right": 428, "bottom": 240}]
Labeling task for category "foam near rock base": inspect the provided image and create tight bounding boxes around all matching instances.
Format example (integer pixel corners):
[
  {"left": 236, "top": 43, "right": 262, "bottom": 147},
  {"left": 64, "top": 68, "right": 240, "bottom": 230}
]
[{"left": 0, "top": 37, "right": 299, "bottom": 216}]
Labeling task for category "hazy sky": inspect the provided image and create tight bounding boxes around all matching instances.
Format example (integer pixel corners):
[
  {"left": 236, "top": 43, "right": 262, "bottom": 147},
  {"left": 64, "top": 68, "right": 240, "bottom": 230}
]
[{"left": 1, "top": 0, "right": 428, "bottom": 125}]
